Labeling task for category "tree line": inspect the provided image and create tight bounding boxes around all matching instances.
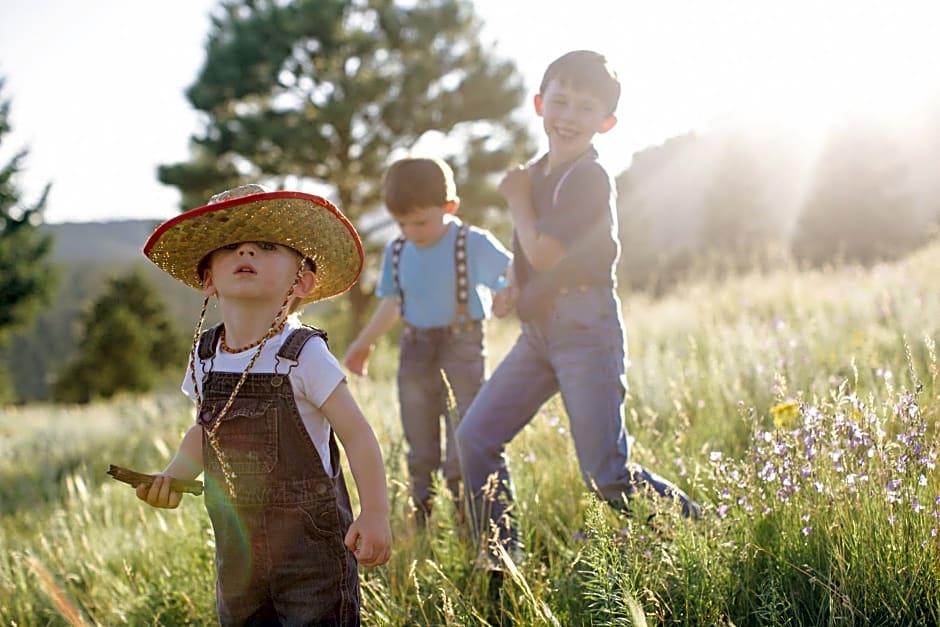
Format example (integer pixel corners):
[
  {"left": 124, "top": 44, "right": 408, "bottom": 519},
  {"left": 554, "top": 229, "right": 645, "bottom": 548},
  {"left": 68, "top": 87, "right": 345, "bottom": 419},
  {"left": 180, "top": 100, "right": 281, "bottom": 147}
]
[{"left": 2, "top": 0, "right": 939, "bottom": 403}]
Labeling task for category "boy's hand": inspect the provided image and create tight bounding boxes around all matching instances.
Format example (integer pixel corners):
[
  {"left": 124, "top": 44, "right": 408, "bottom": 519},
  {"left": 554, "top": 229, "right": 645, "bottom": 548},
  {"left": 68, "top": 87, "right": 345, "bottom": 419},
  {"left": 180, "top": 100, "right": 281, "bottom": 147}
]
[
  {"left": 498, "top": 166, "right": 533, "bottom": 208},
  {"left": 344, "top": 510, "right": 392, "bottom": 567},
  {"left": 492, "top": 286, "right": 518, "bottom": 318},
  {"left": 136, "top": 474, "right": 183, "bottom": 509},
  {"left": 342, "top": 339, "right": 374, "bottom": 376}
]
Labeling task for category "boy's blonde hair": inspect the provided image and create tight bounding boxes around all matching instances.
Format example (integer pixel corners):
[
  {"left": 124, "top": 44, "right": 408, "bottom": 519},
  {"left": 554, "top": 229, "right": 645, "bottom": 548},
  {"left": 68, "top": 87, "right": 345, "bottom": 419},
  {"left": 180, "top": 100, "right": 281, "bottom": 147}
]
[
  {"left": 540, "top": 50, "right": 621, "bottom": 115},
  {"left": 383, "top": 158, "right": 459, "bottom": 217}
]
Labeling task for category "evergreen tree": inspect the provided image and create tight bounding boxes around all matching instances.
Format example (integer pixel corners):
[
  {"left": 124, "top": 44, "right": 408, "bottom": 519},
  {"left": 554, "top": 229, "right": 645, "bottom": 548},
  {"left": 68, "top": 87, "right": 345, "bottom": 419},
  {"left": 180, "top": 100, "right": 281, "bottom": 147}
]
[
  {"left": 0, "top": 78, "right": 56, "bottom": 402},
  {"left": 159, "top": 0, "right": 535, "bottom": 331},
  {"left": 53, "top": 271, "right": 184, "bottom": 403}
]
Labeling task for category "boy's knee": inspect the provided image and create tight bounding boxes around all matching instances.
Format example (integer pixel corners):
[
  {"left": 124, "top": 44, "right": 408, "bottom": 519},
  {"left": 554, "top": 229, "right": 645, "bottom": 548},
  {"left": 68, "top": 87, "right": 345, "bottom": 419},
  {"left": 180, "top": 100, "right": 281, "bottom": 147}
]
[{"left": 454, "top": 416, "right": 486, "bottom": 456}]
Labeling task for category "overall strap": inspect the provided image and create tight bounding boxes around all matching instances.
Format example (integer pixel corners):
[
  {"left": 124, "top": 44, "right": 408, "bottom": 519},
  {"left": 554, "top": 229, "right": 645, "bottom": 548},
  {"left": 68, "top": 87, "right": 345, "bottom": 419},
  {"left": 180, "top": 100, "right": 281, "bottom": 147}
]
[
  {"left": 277, "top": 326, "right": 329, "bottom": 362},
  {"left": 197, "top": 324, "right": 224, "bottom": 361},
  {"left": 551, "top": 151, "right": 592, "bottom": 207},
  {"left": 452, "top": 223, "right": 471, "bottom": 330},
  {"left": 391, "top": 236, "right": 407, "bottom": 316}
]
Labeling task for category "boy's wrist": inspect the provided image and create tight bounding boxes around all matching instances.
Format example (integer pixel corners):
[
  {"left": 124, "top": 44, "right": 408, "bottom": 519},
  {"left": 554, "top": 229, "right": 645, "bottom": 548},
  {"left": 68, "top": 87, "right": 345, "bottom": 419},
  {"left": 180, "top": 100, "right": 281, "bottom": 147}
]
[{"left": 359, "top": 505, "right": 390, "bottom": 516}]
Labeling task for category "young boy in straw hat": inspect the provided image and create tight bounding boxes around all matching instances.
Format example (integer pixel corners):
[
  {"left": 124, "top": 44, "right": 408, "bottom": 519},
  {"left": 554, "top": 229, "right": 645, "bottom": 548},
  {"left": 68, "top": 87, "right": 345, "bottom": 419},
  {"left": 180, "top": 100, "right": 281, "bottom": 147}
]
[{"left": 139, "top": 184, "right": 390, "bottom": 626}]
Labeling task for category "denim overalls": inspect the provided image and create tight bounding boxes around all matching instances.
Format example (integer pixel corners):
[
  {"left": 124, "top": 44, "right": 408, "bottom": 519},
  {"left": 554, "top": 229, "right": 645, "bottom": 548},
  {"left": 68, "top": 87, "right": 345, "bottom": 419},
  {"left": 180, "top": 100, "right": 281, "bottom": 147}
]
[{"left": 197, "top": 325, "right": 360, "bottom": 626}]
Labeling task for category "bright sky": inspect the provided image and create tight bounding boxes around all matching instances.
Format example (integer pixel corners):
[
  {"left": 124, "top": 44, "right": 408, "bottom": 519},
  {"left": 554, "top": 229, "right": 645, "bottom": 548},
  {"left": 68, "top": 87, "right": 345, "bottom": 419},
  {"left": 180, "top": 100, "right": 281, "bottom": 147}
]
[{"left": 1, "top": 0, "right": 938, "bottom": 224}]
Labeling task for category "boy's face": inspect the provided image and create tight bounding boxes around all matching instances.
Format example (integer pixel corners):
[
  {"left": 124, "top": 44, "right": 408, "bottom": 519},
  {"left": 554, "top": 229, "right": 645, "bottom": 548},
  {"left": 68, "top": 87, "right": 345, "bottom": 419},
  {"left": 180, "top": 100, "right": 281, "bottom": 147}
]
[
  {"left": 202, "top": 241, "right": 313, "bottom": 304},
  {"left": 393, "top": 203, "right": 455, "bottom": 248},
  {"left": 535, "top": 78, "right": 617, "bottom": 164}
]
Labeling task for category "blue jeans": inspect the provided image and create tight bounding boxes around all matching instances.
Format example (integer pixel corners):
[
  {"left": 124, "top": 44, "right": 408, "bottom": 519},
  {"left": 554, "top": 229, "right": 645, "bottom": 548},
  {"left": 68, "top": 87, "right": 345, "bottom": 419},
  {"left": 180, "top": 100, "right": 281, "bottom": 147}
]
[
  {"left": 398, "top": 322, "right": 485, "bottom": 506},
  {"left": 456, "top": 287, "right": 699, "bottom": 553}
]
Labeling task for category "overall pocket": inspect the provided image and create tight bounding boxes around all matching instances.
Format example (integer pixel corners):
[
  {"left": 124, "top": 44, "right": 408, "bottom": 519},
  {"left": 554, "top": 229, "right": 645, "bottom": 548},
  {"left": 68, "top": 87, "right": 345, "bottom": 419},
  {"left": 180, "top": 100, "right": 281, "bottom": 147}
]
[{"left": 200, "top": 398, "right": 278, "bottom": 475}]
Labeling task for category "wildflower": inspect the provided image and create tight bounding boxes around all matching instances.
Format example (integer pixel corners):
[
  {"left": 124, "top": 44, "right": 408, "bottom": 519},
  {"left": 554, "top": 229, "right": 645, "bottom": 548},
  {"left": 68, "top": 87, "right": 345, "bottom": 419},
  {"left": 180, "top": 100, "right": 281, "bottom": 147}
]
[
  {"left": 675, "top": 458, "right": 687, "bottom": 477},
  {"left": 717, "top": 505, "right": 730, "bottom": 519},
  {"left": 758, "top": 462, "right": 777, "bottom": 482},
  {"left": 802, "top": 526, "right": 813, "bottom": 536},
  {"left": 771, "top": 401, "right": 800, "bottom": 430},
  {"left": 709, "top": 451, "right": 723, "bottom": 463}
]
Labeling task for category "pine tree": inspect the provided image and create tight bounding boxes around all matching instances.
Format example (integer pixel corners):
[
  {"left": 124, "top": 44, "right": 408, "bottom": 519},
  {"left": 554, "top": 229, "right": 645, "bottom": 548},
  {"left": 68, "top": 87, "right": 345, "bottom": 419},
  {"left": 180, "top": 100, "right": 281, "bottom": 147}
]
[
  {"left": 0, "top": 78, "right": 56, "bottom": 402},
  {"left": 159, "top": 0, "right": 535, "bottom": 332},
  {"left": 53, "top": 271, "right": 184, "bottom": 403}
]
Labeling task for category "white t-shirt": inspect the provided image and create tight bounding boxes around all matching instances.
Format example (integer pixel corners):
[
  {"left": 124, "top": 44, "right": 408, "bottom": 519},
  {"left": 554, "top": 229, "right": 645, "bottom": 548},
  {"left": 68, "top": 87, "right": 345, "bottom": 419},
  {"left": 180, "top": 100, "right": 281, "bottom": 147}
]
[{"left": 182, "top": 316, "right": 345, "bottom": 473}]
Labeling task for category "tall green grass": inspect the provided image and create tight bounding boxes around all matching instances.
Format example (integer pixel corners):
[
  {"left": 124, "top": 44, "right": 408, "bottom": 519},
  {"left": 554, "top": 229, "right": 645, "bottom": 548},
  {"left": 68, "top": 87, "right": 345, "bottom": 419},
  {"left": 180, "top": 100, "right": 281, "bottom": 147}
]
[{"left": 2, "top": 242, "right": 938, "bottom": 625}]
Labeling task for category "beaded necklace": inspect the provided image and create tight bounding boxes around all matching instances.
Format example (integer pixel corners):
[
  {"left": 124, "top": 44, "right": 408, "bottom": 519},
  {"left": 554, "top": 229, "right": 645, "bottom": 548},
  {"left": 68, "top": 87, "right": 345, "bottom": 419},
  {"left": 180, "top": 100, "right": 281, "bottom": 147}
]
[{"left": 219, "top": 318, "right": 287, "bottom": 354}]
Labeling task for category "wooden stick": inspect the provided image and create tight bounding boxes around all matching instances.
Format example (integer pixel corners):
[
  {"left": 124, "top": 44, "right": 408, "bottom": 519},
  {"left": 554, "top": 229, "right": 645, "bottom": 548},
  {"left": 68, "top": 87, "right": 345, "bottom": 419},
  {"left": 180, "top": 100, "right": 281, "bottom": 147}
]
[{"left": 107, "top": 464, "right": 204, "bottom": 496}]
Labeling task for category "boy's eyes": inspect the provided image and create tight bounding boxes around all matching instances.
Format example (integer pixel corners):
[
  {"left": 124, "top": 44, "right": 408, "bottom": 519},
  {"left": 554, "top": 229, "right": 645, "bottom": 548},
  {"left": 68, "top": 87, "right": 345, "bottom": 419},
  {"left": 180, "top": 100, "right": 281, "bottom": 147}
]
[{"left": 221, "top": 241, "right": 278, "bottom": 251}]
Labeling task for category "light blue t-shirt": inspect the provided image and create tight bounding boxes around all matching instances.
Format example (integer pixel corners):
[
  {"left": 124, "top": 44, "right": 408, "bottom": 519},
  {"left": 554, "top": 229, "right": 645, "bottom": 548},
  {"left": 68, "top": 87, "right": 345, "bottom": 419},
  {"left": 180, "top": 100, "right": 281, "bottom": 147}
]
[{"left": 376, "top": 216, "right": 512, "bottom": 328}]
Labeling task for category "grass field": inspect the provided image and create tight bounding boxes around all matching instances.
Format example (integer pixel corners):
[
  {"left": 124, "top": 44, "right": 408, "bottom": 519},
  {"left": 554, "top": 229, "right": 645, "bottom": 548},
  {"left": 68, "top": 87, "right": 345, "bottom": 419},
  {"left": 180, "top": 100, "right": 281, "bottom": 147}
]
[{"left": 2, "top": 242, "right": 938, "bottom": 625}]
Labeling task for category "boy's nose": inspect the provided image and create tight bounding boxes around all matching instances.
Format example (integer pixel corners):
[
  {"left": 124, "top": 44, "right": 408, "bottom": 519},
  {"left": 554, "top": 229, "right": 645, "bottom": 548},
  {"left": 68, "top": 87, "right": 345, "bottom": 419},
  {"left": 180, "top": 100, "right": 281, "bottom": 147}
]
[{"left": 237, "top": 244, "right": 256, "bottom": 256}]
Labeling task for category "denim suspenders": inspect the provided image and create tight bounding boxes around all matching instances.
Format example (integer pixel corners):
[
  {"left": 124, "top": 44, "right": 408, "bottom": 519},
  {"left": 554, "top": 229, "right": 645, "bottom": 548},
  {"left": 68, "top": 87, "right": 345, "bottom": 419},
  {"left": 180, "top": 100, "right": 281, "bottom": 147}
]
[{"left": 392, "top": 223, "right": 472, "bottom": 331}]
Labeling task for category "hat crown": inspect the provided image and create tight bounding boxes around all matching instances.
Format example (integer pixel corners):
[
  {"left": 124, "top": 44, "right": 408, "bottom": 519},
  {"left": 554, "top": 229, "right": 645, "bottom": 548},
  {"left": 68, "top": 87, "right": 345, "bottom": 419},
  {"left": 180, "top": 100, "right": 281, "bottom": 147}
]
[{"left": 209, "top": 184, "right": 270, "bottom": 205}]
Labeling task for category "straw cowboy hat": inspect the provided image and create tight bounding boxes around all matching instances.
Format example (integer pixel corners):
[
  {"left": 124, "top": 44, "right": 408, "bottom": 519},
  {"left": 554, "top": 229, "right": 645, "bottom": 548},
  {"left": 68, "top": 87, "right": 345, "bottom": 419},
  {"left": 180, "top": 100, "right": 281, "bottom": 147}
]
[{"left": 144, "top": 185, "right": 364, "bottom": 304}]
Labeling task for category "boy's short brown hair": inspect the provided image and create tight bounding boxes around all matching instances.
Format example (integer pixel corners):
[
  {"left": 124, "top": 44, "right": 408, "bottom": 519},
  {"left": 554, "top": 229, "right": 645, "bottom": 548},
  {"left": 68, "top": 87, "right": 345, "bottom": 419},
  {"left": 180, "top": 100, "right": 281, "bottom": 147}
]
[
  {"left": 539, "top": 50, "right": 621, "bottom": 115},
  {"left": 383, "top": 158, "right": 458, "bottom": 217}
]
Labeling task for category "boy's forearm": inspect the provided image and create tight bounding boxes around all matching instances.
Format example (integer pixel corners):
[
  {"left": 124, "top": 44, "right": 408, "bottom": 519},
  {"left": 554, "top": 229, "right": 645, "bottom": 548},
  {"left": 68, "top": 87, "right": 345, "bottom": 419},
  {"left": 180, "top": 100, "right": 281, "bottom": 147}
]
[
  {"left": 163, "top": 424, "right": 204, "bottom": 480},
  {"left": 343, "top": 431, "right": 390, "bottom": 515},
  {"left": 510, "top": 202, "right": 566, "bottom": 271},
  {"left": 321, "top": 385, "right": 390, "bottom": 515}
]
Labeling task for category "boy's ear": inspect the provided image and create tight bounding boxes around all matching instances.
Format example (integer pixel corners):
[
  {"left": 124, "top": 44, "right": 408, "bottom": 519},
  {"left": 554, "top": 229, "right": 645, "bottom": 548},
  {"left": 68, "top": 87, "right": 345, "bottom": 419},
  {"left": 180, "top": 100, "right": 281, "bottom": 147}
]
[
  {"left": 533, "top": 93, "right": 544, "bottom": 117},
  {"left": 291, "top": 268, "right": 317, "bottom": 300},
  {"left": 444, "top": 199, "right": 459, "bottom": 215},
  {"left": 201, "top": 271, "right": 218, "bottom": 297},
  {"left": 598, "top": 114, "right": 618, "bottom": 134}
]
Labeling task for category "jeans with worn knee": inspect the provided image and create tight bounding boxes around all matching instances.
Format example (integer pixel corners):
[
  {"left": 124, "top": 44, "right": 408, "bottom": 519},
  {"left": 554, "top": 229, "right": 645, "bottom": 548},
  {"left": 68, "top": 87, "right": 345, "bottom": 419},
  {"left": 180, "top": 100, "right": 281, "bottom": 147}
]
[{"left": 398, "top": 322, "right": 485, "bottom": 507}]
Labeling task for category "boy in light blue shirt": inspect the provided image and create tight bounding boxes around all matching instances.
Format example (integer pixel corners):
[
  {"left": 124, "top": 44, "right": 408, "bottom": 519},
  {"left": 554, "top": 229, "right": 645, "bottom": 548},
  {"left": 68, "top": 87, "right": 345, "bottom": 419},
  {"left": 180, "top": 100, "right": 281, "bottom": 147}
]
[{"left": 344, "top": 157, "right": 513, "bottom": 529}]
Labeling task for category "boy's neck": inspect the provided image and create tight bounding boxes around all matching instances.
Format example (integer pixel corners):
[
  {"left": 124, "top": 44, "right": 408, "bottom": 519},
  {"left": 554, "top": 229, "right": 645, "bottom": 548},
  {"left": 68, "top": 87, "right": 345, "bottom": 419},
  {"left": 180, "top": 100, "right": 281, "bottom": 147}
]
[
  {"left": 218, "top": 301, "right": 289, "bottom": 349},
  {"left": 546, "top": 145, "right": 593, "bottom": 172}
]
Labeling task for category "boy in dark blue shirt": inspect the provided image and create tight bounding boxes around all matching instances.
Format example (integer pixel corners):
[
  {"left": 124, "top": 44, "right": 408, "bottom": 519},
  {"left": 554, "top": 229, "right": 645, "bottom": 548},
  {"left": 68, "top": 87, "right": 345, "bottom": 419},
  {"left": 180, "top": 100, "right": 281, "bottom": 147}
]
[{"left": 456, "top": 50, "right": 700, "bottom": 566}]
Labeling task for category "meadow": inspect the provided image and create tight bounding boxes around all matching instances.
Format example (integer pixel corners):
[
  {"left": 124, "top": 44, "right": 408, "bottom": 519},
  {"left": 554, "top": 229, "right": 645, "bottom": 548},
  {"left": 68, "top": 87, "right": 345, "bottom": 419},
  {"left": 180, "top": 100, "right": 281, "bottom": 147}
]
[{"left": 1, "top": 242, "right": 938, "bottom": 626}]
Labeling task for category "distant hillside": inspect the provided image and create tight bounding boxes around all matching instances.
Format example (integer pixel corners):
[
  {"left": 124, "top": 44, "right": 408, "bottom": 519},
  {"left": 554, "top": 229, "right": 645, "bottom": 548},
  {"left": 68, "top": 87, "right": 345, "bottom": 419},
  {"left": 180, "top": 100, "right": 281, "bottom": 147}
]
[{"left": 41, "top": 219, "right": 163, "bottom": 262}]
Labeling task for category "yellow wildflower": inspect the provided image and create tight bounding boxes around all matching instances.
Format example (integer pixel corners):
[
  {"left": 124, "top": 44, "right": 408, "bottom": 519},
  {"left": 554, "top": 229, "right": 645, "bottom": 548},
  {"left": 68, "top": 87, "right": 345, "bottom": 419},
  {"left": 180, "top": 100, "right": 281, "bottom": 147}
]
[{"left": 771, "top": 400, "right": 800, "bottom": 430}]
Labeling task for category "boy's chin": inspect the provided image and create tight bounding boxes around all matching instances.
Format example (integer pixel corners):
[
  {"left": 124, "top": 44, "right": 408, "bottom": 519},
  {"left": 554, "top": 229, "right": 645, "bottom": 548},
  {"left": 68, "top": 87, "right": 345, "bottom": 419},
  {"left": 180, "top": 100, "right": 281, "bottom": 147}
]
[{"left": 549, "top": 140, "right": 591, "bottom": 160}]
